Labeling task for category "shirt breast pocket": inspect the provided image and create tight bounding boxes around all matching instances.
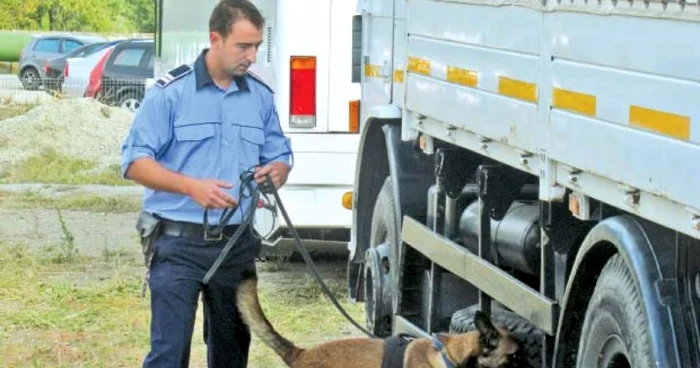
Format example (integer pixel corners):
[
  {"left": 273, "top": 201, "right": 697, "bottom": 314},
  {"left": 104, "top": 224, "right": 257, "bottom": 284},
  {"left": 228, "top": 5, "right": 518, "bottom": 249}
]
[
  {"left": 175, "top": 123, "right": 217, "bottom": 142},
  {"left": 172, "top": 122, "right": 219, "bottom": 177},
  {"left": 237, "top": 125, "right": 265, "bottom": 170}
]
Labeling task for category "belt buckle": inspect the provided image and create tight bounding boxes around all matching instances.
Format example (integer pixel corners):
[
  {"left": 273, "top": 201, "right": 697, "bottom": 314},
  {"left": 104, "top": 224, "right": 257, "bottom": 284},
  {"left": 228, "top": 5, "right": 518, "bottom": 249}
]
[
  {"left": 204, "top": 230, "right": 223, "bottom": 242},
  {"left": 203, "top": 222, "right": 224, "bottom": 241}
]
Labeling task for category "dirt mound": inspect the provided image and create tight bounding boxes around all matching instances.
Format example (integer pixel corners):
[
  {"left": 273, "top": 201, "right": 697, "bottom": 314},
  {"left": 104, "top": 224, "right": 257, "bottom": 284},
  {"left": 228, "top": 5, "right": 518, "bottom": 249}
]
[{"left": 0, "top": 98, "right": 134, "bottom": 169}]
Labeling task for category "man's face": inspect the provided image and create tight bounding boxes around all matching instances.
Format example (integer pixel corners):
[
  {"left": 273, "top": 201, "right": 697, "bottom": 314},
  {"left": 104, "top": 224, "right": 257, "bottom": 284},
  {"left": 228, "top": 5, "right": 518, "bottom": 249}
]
[{"left": 210, "top": 18, "right": 263, "bottom": 76}]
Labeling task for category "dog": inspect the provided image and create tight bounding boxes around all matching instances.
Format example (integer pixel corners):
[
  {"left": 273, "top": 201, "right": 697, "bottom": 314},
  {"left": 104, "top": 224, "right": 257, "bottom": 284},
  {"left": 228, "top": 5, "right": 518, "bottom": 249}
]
[{"left": 237, "top": 271, "right": 524, "bottom": 367}]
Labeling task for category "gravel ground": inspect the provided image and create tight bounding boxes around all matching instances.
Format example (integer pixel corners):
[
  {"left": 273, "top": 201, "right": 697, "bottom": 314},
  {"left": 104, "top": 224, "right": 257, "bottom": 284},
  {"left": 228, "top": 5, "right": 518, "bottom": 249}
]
[
  {"left": 0, "top": 98, "right": 134, "bottom": 170},
  {"left": 0, "top": 207, "right": 142, "bottom": 257},
  {"left": 0, "top": 183, "right": 143, "bottom": 197}
]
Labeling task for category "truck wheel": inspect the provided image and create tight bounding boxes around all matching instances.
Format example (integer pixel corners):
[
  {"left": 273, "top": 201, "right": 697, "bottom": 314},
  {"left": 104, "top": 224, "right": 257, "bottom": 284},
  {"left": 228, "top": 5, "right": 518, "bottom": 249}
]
[
  {"left": 576, "top": 254, "right": 653, "bottom": 368},
  {"left": 364, "top": 177, "right": 398, "bottom": 337},
  {"left": 450, "top": 305, "right": 543, "bottom": 368}
]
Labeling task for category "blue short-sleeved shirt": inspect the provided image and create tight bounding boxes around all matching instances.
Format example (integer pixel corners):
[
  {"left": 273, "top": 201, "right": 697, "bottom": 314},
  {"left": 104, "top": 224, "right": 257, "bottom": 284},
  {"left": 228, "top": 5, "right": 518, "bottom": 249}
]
[{"left": 121, "top": 49, "right": 293, "bottom": 225}]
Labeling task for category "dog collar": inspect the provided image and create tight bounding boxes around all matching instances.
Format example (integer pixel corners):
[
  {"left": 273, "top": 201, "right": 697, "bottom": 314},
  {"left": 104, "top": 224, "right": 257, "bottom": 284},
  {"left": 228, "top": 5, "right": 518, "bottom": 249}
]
[{"left": 431, "top": 333, "right": 456, "bottom": 368}]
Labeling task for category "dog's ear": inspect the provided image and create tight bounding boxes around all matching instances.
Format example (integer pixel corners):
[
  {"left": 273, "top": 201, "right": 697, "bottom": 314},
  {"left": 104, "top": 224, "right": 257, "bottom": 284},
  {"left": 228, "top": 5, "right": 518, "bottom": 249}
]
[{"left": 474, "top": 311, "right": 500, "bottom": 349}]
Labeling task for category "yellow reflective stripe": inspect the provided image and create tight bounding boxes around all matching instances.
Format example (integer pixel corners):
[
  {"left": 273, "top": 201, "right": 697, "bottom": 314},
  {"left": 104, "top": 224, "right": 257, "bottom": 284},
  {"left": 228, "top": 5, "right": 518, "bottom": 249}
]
[
  {"left": 407, "top": 57, "right": 431, "bottom": 76},
  {"left": 364, "top": 64, "right": 381, "bottom": 77},
  {"left": 552, "top": 88, "right": 596, "bottom": 116},
  {"left": 394, "top": 69, "right": 404, "bottom": 83},
  {"left": 446, "top": 66, "right": 478, "bottom": 87},
  {"left": 630, "top": 105, "right": 690, "bottom": 140},
  {"left": 499, "top": 77, "right": 537, "bottom": 103}
]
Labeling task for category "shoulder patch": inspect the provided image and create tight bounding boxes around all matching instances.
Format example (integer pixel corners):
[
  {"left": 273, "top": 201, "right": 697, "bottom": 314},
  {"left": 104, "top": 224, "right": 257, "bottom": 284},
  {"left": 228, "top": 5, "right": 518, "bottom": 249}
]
[
  {"left": 246, "top": 71, "right": 274, "bottom": 94},
  {"left": 156, "top": 64, "right": 192, "bottom": 88}
]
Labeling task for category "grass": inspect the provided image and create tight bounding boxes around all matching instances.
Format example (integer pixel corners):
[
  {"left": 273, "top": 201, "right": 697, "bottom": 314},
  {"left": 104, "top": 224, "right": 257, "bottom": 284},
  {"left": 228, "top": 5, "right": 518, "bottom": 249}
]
[
  {"left": 0, "top": 243, "right": 150, "bottom": 367},
  {"left": 0, "top": 243, "right": 365, "bottom": 368},
  {"left": 0, "top": 150, "right": 132, "bottom": 186},
  {"left": 0, "top": 103, "right": 37, "bottom": 121},
  {"left": 0, "top": 190, "right": 142, "bottom": 213}
]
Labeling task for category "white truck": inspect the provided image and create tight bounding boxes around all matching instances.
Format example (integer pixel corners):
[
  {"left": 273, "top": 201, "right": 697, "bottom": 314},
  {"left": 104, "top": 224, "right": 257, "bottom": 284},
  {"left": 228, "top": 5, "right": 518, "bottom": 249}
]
[
  {"left": 153, "top": 0, "right": 361, "bottom": 253},
  {"left": 348, "top": 0, "right": 700, "bottom": 366}
]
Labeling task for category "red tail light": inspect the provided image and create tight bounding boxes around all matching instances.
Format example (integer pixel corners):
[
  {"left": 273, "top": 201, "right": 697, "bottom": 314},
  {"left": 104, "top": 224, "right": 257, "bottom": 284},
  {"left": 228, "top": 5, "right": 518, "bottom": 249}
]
[
  {"left": 85, "top": 49, "right": 113, "bottom": 98},
  {"left": 290, "top": 56, "right": 316, "bottom": 128},
  {"left": 44, "top": 62, "right": 50, "bottom": 75},
  {"left": 64, "top": 63, "right": 69, "bottom": 78}
]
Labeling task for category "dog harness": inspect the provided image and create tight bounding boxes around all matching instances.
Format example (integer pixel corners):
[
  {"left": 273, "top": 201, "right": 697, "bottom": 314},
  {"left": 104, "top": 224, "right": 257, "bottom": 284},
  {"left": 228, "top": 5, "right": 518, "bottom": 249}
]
[
  {"left": 431, "top": 333, "right": 457, "bottom": 368},
  {"left": 381, "top": 333, "right": 457, "bottom": 368},
  {"left": 382, "top": 333, "right": 415, "bottom": 368}
]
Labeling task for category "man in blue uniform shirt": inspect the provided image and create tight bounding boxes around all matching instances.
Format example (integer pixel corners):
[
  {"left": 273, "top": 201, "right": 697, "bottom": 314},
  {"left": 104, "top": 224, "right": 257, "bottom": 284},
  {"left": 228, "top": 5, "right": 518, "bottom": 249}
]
[{"left": 120, "top": 1, "right": 292, "bottom": 367}]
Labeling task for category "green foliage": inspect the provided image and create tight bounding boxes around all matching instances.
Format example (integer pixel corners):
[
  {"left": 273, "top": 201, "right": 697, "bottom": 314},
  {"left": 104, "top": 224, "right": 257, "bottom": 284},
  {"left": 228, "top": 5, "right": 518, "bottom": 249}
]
[
  {"left": 0, "top": 0, "right": 155, "bottom": 33},
  {"left": 0, "top": 0, "right": 41, "bottom": 30}
]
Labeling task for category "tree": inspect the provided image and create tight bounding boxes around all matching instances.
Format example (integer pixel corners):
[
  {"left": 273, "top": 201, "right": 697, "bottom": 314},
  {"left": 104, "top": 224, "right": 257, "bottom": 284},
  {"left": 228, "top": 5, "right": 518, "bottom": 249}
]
[
  {"left": 0, "top": 0, "right": 155, "bottom": 33},
  {"left": 0, "top": 0, "right": 42, "bottom": 30},
  {"left": 124, "top": 0, "right": 156, "bottom": 33}
]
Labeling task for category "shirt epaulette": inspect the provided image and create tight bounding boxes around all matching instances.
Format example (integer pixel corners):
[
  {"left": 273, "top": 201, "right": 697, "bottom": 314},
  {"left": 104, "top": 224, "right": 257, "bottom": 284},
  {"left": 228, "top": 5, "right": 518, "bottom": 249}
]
[
  {"left": 156, "top": 65, "right": 193, "bottom": 88},
  {"left": 246, "top": 71, "right": 274, "bottom": 94}
]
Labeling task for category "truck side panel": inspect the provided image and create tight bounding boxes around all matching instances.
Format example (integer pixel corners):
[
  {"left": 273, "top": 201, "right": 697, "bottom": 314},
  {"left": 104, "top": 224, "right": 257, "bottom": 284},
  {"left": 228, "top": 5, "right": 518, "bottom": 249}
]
[
  {"left": 403, "top": 0, "right": 700, "bottom": 238},
  {"left": 549, "top": 12, "right": 700, "bottom": 83},
  {"left": 404, "top": 1, "right": 543, "bottom": 154}
]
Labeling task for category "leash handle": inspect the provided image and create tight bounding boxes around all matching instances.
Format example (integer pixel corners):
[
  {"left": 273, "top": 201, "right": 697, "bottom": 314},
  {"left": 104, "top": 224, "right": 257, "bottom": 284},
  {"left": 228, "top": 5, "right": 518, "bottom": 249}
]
[{"left": 260, "top": 174, "right": 275, "bottom": 195}]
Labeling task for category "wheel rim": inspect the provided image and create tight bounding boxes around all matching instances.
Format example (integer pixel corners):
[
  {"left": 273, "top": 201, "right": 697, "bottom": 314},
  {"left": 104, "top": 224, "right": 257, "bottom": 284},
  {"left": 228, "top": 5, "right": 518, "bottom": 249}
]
[
  {"left": 598, "top": 335, "right": 631, "bottom": 368},
  {"left": 120, "top": 98, "right": 140, "bottom": 112},
  {"left": 22, "top": 70, "right": 38, "bottom": 85}
]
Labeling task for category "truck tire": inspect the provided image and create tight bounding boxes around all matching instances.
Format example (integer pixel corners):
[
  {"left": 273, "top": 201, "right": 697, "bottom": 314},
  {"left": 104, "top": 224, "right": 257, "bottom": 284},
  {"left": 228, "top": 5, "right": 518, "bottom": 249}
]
[
  {"left": 576, "top": 254, "right": 653, "bottom": 368},
  {"left": 450, "top": 305, "right": 543, "bottom": 368},
  {"left": 364, "top": 177, "right": 398, "bottom": 337}
]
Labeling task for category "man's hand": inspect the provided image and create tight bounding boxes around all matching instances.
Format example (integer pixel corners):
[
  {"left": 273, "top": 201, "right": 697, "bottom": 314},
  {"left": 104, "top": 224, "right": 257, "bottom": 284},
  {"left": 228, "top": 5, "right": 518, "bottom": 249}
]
[
  {"left": 254, "top": 162, "right": 290, "bottom": 189},
  {"left": 185, "top": 179, "right": 238, "bottom": 209}
]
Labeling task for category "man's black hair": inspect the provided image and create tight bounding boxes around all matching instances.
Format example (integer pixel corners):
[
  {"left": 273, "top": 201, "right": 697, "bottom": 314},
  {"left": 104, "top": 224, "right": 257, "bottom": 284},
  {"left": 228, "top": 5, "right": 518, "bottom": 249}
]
[{"left": 209, "top": 0, "right": 265, "bottom": 37}]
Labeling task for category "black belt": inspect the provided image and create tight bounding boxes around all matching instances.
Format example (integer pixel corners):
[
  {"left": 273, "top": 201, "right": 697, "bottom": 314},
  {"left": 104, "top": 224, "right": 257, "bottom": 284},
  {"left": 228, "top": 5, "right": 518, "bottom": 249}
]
[{"left": 160, "top": 218, "right": 242, "bottom": 241}]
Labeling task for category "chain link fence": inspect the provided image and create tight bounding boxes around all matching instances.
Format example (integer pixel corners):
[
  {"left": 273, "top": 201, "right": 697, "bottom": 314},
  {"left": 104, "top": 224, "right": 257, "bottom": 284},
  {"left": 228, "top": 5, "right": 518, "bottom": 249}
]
[{"left": 0, "top": 73, "right": 147, "bottom": 113}]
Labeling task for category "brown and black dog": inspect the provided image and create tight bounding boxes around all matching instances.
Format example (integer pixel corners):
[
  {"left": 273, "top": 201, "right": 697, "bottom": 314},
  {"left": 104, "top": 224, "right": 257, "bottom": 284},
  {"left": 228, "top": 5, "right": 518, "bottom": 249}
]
[{"left": 237, "top": 271, "right": 524, "bottom": 367}]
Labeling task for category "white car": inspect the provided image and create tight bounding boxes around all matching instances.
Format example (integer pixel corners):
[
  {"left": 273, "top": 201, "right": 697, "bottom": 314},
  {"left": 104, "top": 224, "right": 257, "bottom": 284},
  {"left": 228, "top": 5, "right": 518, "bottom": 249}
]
[{"left": 62, "top": 41, "right": 121, "bottom": 99}]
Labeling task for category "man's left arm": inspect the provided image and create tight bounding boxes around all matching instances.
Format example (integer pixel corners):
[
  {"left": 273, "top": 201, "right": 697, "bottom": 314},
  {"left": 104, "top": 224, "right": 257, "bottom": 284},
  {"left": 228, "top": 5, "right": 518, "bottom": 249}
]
[{"left": 254, "top": 97, "right": 293, "bottom": 188}]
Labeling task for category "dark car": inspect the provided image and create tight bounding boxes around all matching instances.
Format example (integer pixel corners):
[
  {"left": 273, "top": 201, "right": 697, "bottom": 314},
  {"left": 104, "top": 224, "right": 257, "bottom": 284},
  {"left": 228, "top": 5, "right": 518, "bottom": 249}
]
[
  {"left": 43, "top": 41, "right": 113, "bottom": 91},
  {"left": 89, "top": 39, "right": 154, "bottom": 112}
]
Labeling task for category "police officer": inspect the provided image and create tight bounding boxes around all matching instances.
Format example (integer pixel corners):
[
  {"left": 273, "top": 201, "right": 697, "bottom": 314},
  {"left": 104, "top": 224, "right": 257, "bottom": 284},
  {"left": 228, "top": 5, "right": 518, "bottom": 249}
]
[{"left": 120, "top": 1, "right": 292, "bottom": 367}]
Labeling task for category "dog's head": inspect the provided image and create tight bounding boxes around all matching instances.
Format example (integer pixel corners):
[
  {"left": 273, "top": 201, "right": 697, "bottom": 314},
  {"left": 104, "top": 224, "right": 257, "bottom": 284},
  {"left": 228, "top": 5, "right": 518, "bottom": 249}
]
[{"left": 472, "top": 311, "right": 523, "bottom": 368}]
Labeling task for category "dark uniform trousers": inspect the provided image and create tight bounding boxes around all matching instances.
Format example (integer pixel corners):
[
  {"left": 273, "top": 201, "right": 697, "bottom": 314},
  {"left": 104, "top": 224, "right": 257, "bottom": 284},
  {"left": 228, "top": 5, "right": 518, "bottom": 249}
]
[{"left": 143, "top": 225, "right": 261, "bottom": 368}]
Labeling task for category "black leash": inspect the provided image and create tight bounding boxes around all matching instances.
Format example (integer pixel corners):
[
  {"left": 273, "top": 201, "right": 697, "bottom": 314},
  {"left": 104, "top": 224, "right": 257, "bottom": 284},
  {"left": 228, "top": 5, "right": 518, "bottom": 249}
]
[
  {"left": 202, "top": 167, "right": 374, "bottom": 338},
  {"left": 202, "top": 168, "right": 260, "bottom": 284}
]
